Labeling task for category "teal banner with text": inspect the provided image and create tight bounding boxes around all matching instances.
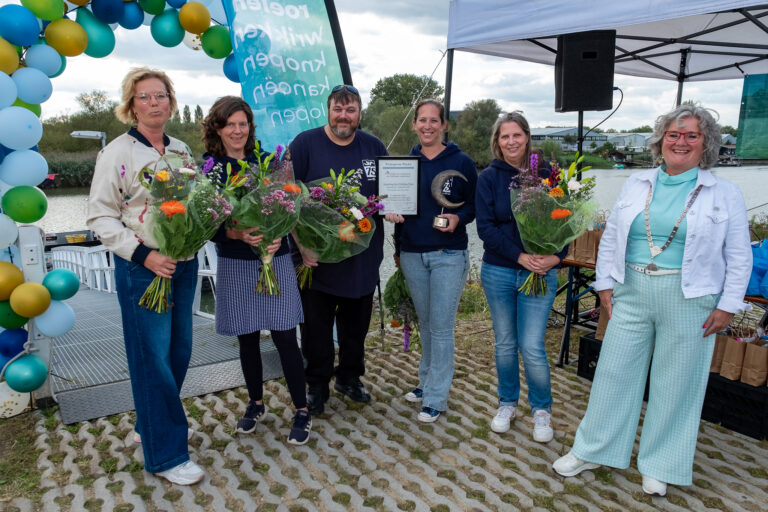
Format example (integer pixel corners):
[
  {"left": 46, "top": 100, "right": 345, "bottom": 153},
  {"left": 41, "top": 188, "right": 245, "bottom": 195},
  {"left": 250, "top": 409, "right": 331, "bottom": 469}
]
[
  {"left": 736, "top": 74, "right": 768, "bottom": 159},
  {"left": 222, "top": 0, "right": 346, "bottom": 151}
]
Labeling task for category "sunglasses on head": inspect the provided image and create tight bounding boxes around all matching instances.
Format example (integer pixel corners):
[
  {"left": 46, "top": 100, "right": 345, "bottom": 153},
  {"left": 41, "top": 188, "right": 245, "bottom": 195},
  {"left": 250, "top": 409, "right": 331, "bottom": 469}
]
[{"left": 332, "top": 84, "right": 359, "bottom": 95}]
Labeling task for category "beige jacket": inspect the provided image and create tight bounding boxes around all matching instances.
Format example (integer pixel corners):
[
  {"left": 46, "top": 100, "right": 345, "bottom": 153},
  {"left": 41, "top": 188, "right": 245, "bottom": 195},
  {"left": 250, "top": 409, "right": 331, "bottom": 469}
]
[{"left": 86, "top": 132, "right": 193, "bottom": 262}]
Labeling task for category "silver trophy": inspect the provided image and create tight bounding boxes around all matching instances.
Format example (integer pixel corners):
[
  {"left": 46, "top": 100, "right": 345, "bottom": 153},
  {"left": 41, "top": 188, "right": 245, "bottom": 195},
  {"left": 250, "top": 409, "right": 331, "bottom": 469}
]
[{"left": 431, "top": 170, "right": 468, "bottom": 228}]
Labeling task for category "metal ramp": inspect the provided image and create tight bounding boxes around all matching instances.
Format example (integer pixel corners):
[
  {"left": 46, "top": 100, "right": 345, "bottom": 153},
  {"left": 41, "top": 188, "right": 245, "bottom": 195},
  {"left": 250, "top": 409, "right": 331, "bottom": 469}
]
[{"left": 50, "top": 289, "right": 283, "bottom": 424}]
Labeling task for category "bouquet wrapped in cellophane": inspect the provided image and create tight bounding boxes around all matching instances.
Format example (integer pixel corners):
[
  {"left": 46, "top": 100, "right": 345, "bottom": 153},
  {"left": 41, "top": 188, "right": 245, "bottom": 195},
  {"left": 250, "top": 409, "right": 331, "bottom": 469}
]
[
  {"left": 138, "top": 151, "right": 232, "bottom": 313},
  {"left": 294, "top": 168, "right": 384, "bottom": 289},
  {"left": 383, "top": 266, "right": 419, "bottom": 351},
  {"left": 510, "top": 152, "right": 597, "bottom": 296},
  {"left": 219, "top": 144, "right": 302, "bottom": 295}
]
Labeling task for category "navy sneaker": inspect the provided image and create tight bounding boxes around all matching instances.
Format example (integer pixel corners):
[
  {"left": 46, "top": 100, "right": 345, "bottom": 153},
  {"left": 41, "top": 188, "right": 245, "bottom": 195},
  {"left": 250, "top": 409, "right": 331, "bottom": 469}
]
[
  {"left": 287, "top": 410, "right": 312, "bottom": 445},
  {"left": 236, "top": 400, "right": 266, "bottom": 434},
  {"left": 417, "top": 406, "right": 440, "bottom": 423},
  {"left": 404, "top": 388, "right": 423, "bottom": 403}
]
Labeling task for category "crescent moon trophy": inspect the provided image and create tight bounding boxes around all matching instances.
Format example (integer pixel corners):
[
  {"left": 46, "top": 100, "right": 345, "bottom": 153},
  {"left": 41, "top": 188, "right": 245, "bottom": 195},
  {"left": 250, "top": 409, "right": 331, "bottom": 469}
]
[{"left": 430, "top": 170, "right": 468, "bottom": 228}]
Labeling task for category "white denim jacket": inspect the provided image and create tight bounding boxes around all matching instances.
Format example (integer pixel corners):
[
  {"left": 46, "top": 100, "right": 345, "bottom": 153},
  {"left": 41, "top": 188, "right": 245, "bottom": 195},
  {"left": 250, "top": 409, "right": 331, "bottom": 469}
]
[{"left": 594, "top": 167, "right": 752, "bottom": 314}]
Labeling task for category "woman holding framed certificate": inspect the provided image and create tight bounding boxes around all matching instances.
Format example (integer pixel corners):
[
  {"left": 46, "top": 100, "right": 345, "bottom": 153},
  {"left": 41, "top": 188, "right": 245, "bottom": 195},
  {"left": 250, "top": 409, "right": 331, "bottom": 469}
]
[{"left": 384, "top": 99, "right": 478, "bottom": 423}]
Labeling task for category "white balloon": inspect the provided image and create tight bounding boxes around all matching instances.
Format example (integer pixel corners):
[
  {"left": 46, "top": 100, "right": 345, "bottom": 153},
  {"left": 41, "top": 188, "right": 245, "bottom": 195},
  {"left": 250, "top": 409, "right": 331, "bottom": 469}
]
[
  {"left": 0, "top": 380, "right": 30, "bottom": 419},
  {"left": 0, "top": 214, "right": 18, "bottom": 249},
  {"left": 183, "top": 31, "right": 203, "bottom": 51},
  {"left": 0, "top": 149, "right": 48, "bottom": 187},
  {"left": 33, "top": 300, "right": 76, "bottom": 338}
]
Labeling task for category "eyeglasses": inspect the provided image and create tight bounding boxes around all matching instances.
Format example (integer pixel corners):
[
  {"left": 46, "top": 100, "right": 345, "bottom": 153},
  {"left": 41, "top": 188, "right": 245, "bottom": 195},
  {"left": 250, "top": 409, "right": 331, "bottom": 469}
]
[
  {"left": 134, "top": 92, "right": 170, "bottom": 104},
  {"left": 332, "top": 84, "right": 359, "bottom": 95},
  {"left": 664, "top": 130, "right": 702, "bottom": 142}
]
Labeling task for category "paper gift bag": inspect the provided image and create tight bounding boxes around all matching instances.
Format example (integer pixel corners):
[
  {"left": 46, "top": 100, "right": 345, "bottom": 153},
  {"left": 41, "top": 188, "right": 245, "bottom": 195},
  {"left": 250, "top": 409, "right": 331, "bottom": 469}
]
[
  {"left": 594, "top": 303, "right": 609, "bottom": 341},
  {"left": 710, "top": 333, "right": 729, "bottom": 373},
  {"left": 740, "top": 342, "right": 768, "bottom": 386},
  {"left": 719, "top": 337, "right": 747, "bottom": 380}
]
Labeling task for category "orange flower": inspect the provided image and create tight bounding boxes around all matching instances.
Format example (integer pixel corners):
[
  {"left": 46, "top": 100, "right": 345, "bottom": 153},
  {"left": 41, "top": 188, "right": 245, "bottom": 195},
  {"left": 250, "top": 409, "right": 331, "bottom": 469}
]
[
  {"left": 282, "top": 183, "right": 301, "bottom": 194},
  {"left": 338, "top": 221, "right": 359, "bottom": 242},
  {"left": 551, "top": 208, "right": 572, "bottom": 220},
  {"left": 263, "top": 177, "right": 271, "bottom": 185},
  {"left": 155, "top": 170, "right": 170, "bottom": 182},
  {"left": 548, "top": 188, "right": 564, "bottom": 198},
  {"left": 390, "top": 320, "right": 402, "bottom": 328},
  {"left": 159, "top": 200, "right": 186, "bottom": 218},
  {"left": 358, "top": 218, "right": 372, "bottom": 233}
]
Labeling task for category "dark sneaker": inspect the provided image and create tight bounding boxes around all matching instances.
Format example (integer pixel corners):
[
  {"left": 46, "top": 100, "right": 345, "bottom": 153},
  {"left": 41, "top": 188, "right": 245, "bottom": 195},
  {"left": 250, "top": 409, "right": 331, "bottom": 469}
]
[
  {"left": 334, "top": 379, "right": 371, "bottom": 403},
  {"left": 287, "top": 410, "right": 312, "bottom": 445},
  {"left": 417, "top": 406, "right": 440, "bottom": 423},
  {"left": 236, "top": 400, "right": 266, "bottom": 434},
  {"left": 404, "top": 388, "right": 423, "bottom": 403},
  {"left": 307, "top": 385, "right": 329, "bottom": 415}
]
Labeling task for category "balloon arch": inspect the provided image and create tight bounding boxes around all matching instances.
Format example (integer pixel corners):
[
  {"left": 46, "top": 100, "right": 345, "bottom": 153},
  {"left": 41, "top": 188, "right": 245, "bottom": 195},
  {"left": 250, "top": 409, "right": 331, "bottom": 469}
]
[{"left": 0, "top": 0, "right": 238, "bottom": 398}]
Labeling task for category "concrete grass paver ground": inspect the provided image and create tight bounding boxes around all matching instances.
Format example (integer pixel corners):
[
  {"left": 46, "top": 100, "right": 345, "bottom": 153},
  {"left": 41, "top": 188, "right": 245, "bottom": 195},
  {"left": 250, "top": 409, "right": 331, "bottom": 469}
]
[{"left": 5, "top": 327, "right": 768, "bottom": 512}]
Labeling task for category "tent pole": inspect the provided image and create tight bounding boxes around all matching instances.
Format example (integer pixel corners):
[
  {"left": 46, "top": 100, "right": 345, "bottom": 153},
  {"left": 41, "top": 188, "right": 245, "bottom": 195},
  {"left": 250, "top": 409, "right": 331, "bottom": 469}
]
[
  {"left": 444, "top": 49, "right": 454, "bottom": 142},
  {"left": 577, "top": 110, "right": 584, "bottom": 180},
  {"left": 675, "top": 49, "right": 689, "bottom": 106}
]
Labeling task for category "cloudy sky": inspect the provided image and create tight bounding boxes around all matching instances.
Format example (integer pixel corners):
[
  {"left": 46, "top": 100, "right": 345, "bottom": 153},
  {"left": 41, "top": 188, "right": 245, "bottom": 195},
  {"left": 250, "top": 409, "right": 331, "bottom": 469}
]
[{"left": 6, "top": 0, "right": 746, "bottom": 130}]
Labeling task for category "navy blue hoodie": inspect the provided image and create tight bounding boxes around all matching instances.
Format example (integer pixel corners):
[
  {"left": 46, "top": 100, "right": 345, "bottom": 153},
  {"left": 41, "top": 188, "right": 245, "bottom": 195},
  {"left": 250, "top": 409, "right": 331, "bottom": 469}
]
[
  {"left": 476, "top": 158, "right": 567, "bottom": 269},
  {"left": 394, "top": 142, "right": 477, "bottom": 254}
]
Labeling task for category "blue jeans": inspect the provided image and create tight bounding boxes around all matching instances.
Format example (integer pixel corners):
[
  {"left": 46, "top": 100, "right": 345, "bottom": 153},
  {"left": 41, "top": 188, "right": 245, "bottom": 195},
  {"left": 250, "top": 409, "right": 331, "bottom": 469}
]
[
  {"left": 400, "top": 249, "right": 469, "bottom": 411},
  {"left": 114, "top": 255, "right": 198, "bottom": 473},
  {"left": 481, "top": 262, "right": 557, "bottom": 413}
]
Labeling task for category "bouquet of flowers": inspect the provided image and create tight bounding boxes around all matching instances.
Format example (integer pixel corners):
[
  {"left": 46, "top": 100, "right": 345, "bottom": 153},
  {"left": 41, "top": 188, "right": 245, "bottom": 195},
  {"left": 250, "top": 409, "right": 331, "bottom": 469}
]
[
  {"left": 294, "top": 168, "right": 384, "bottom": 288},
  {"left": 383, "top": 266, "right": 419, "bottom": 351},
  {"left": 218, "top": 144, "right": 302, "bottom": 295},
  {"left": 510, "top": 152, "right": 597, "bottom": 296},
  {"left": 138, "top": 151, "right": 232, "bottom": 313}
]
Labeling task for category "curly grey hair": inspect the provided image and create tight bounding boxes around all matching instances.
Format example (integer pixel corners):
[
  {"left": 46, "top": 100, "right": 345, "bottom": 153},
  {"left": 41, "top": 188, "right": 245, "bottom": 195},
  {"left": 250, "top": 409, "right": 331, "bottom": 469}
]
[{"left": 647, "top": 104, "right": 721, "bottom": 169}]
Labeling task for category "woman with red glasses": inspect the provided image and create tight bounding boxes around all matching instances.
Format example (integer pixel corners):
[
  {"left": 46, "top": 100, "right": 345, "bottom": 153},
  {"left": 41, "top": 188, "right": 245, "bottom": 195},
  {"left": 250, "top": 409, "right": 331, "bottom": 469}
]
[{"left": 553, "top": 104, "right": 752, "bottom": 497}]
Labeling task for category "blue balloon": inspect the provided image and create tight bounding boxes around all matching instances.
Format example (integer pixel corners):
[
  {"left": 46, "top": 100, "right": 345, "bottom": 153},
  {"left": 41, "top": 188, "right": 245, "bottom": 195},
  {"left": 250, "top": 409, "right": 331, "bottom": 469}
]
[
  {"left": 11, "top": 68, "right": 52, "bottom": 105},
  {"left": 0, "top": 352, "right": 11, "bottom": 374},
  {"left": 0, "top": 73, "right": 17, "bottom": 110},
  {"left": 167, "top": 0, "right": 187, "bottom": 8},
  {"left": 24, "top": 44, "right": 61, "bottom": 77},
  {"left": 50, "top": 54, "right": 66, "bottom": 79},
  {"left": 119, "top": 1, "right": 144, "bottom": 30},
  {"left": 0, "top": 5, "right": 41, "bottom": 47},
  {"left": 91, "top": 0, "right": 126, "bottom": 25},
  {"left": 223, "top": 53, "right": 240, "bottom": 83},
  {"left": 0, "top": 107, "right": 43, "bottom": 150},
  {"left": 0, "top": 149, "right": 48, "bottom": 187},
  {"left": 0, "top": 328, "right": 27, "bottom": 358},
  {"left": 33, "top": 300, "right": 75, "bottom": 338},
  {"left": 0, "top": 144, "right": 8, "bottom": 166}
]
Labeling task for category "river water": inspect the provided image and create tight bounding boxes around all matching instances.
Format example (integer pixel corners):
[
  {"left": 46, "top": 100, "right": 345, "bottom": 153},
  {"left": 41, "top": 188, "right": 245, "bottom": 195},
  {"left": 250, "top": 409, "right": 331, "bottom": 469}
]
[{"left": 35, "top": 166, "right": 768, "bottom": 284}]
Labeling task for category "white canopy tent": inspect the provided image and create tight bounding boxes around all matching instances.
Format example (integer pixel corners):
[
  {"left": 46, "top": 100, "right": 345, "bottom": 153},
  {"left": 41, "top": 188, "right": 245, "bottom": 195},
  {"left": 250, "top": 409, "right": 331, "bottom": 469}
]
[{"left": 445, "top": 0, "right": 768, "bottom": 108}]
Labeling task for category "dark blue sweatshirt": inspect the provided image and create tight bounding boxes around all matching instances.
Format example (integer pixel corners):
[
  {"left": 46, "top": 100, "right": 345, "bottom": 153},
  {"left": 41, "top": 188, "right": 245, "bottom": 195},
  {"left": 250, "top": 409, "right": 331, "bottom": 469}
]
[
  {"left": 207, "top": 152, "right": 289, "bottom": 260},
  {"left": 289, "top": 127, "right": 388, "bottom": 298},
  {"left": 394, "top": 142, "right": 477, "bottom": 255},
  {"left": 476, "top": 158, "right": 567, "bottom": 269}
]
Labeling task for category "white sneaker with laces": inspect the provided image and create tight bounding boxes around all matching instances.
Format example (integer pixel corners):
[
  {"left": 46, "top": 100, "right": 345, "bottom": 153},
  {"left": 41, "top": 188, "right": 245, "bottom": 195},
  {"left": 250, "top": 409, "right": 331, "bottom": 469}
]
[
  {"left": 134, "top": 428, "right": 194, "bottom": 444},
  {"left": 491, "top": 405, "right": 516, "bottom": 433},
  {"left": 532, "top": 410, "right": 554, "bottom": 443},
  {"left": 642, "top": 475, "right": 667, "bottom": 496},
  {"left": 156, "top": 460, "right": 204, "bottom": 485},
  {"left": 552, "top": 451, "right": 600, "bottom": 477}
]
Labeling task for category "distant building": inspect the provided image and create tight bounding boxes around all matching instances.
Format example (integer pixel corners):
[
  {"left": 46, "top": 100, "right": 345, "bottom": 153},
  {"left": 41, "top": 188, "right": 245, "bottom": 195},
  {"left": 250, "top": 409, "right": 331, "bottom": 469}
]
[
  {"left": 607, "top": 132, "right": 652, "bottom": 153},
  {"left": 531, "top": 127, "right": 608, "bottom": 151},
  {"left": 721, "top": 134, "right": 737, "bottom": 145}
]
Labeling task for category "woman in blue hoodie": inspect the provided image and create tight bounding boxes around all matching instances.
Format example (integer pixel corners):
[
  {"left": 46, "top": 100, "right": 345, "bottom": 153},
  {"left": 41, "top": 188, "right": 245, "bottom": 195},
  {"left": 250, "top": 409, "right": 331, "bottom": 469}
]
[
  {"left": 385, "top": 99, "right": 477, "bottom": 423},
  {"left": 475, "top": 112, "right": 566, "bottom": 443}
]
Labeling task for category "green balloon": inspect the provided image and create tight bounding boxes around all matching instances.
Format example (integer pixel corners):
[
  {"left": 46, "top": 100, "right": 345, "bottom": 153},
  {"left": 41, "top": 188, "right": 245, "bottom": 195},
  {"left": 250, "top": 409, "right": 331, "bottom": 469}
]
[
  {"left": 1, "top": 186, "right": 48, "bottom": 224},
  {"left": 0, "top": 300, "right": 28, "bottom": 329},
  {"left": 139, "top": 0, "right": 167, "bottom": 16},
  {"left": 201, "top": 25, "right": 232, "bottom": 59},
  {"left": 50, "top": 54, "right": 67, "bottom": 79},
  {"left": 4, "top": 353, "right": 48, "bottom": 393},
  {"left": 21, "top": 0, "right": 66, "bottom": 22},
  {"left": 151, "top": 9, "right": 185, "bottom": 48},
  {"left": 12, "top": 98, "right": 42, "bottom": 117},
  {"left": 42, "top": 269, "right": 80, "bottom": 301},
  {"left": 76, "top": 7, "right": 116, "bottom": 58}
]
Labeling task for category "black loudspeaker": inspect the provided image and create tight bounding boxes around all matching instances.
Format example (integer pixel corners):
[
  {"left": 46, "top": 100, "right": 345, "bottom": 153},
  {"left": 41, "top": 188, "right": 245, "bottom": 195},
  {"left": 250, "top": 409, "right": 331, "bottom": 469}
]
[{"left": 555, "top": 30, "right": 616, "bottom": 112}]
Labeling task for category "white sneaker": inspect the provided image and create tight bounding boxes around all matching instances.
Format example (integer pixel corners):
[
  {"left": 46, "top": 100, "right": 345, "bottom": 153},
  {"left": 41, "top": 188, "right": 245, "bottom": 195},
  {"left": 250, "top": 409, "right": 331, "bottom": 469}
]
[
  {"left": 134, "top": 428, "right": 194, "bottom": 444},
  {"left": 491, "top": 405, "right": 516, "bottom": 433},
  {"left": 156, "top": 460, "right": 204, "bottom": 485},
  {"left": 642, "top": 475, "right": 667, "bottom": 497},
  {"left": 552, "top": 452, "right": 600, "bottom": 477},
  {"left": 532, "top": 410, "right": 554, "bottom": 443}
]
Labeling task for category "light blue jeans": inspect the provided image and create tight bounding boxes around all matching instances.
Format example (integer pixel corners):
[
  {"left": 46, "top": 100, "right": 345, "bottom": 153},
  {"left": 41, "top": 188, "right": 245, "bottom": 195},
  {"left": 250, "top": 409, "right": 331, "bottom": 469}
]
[
  {"left": 400, "top": 249, "right": 470, "bottom": 411},
  {"left": 481, "top": 262, "right": 557, "bottom": 413}
]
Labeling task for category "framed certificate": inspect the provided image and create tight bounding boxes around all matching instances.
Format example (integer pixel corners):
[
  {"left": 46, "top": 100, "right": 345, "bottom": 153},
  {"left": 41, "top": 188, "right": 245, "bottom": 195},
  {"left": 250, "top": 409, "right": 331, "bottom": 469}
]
[{"left": 376, "top": 156, "right": 420, "bottom": 216}]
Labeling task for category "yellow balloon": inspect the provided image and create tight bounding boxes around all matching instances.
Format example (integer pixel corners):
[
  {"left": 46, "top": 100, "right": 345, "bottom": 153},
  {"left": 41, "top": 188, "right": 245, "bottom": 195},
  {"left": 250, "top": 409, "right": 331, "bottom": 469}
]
[
  {"left": 0, "top": 262, "right": 24, "bottom": 302},
  {"left": 9, "top": 282, "right": 51, "bottom": 318},
  {"left": 0, "top": 37, "right": 20, "bottom": 75},
  {"left": 179, "top": 2, "right": 211, "bottom": 35},
  {"left": 45, "top": 19, "right": 88, "bottom": 57}
]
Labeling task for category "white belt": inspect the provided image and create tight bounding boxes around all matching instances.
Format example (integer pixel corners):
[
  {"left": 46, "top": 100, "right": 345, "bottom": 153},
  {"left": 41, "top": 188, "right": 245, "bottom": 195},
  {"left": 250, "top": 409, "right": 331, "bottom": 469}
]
[{"left": 627, "top": 262, "right": 682, "bottom": 276}]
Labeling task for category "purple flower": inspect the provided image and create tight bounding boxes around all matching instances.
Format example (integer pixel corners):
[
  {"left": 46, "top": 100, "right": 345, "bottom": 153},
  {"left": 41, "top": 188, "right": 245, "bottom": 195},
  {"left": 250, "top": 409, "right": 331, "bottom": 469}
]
[
  {"left": 274, "top": 144, "right": 284, "bottom": 162},
  {"left": 309, "top": 187, "right": 325, "bottom": 200},
  {"left": 530, "top": 152, "right": 539, "bottom": 172},
  {"left": 202, "top": 157, "right": 215, "bottom": 174},
  {"left": 207, "top": 208, "right": 219, "bottom": 222}
]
